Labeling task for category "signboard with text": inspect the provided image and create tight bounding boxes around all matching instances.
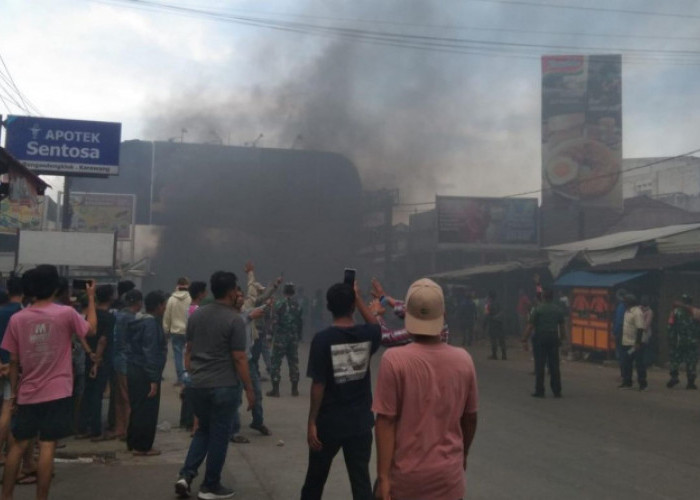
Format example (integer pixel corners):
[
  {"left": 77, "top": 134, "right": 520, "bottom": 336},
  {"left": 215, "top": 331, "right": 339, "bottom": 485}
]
[
  {"left": 436, "top": 196, "right": 538, "bottom": 245},
  {"left": 69, "top": 192, "right": 135, "bottom": 240},
  {"left": 3, "top": 115, "right": 121, "bottom": 176}
]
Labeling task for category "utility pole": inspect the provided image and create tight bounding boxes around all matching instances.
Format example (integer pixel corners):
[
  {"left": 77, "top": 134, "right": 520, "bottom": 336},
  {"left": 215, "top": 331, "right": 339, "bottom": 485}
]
[{"left": 62, "top": 177, "right": 72, "bottom": 230}]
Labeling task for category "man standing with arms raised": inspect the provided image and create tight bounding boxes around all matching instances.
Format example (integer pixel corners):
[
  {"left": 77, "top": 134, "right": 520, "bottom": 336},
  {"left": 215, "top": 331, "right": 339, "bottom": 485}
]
[
  {"left": 301, "top": 280, "right": 421, "bottom": 500},
  {"left": 1, "top": 266, "right": 97, "bottom": 500},
  {"left": 373, "top": 279, "right": 479, "bottom": 500},
  {"left": 175, "top": 271, "right": 254, "bottom": 500}
]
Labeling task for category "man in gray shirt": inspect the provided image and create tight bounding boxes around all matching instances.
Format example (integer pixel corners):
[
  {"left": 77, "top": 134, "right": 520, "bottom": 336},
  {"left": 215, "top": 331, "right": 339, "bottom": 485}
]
[{"left": 175, "top": 271, "right": 254, "bottom": 500}]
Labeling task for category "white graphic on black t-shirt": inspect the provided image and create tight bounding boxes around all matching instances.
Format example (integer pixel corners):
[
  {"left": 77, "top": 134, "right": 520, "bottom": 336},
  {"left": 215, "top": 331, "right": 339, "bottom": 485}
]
[{"left": 331, "top": 341, "right": 371, "bottom": 383}]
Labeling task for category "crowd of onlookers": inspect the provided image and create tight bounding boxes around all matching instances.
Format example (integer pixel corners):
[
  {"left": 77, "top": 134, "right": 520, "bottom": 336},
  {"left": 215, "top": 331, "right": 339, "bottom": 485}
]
[
  {"left": 0, "top": 263, "right": 485, "bottom": 500},
  {"left": 0, "top": 266, "right": 180, "bottom": 500},
  {"left": 5, "top": 258, "right": 700, "bottom": 500}
]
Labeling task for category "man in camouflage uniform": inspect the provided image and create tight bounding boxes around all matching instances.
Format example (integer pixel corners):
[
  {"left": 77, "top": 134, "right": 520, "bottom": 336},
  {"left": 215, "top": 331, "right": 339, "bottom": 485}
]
[
  {"left": 667, "top": 295, "right": 700, "bottom": 390},
  {"left": 267, "top": 283, "right": 303, "bottom": 397}
]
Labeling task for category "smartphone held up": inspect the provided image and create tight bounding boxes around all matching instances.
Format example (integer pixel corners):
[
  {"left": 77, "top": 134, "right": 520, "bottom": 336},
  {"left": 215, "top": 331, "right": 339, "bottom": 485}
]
[{"left": 344, "top": 268, "right": 356, "bottom": 286}]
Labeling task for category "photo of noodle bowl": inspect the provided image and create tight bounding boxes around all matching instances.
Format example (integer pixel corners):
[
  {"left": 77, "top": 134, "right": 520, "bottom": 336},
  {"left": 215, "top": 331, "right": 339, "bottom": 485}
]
[{"left": 545, "top": 138, "right": 621, "bottom": 200}]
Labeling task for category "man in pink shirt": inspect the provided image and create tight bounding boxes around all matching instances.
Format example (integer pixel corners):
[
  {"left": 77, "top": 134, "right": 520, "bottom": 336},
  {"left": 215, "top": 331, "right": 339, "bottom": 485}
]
[
  {"left": 0, "top": 265, "right": 97, "bottom": 500},
  {"left": 373, "top": 279, "right": 479, "bottom": 500}
]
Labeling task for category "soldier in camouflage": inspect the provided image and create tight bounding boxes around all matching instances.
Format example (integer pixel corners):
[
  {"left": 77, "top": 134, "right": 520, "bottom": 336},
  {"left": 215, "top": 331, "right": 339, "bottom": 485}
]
[
  {"left": 267, "top": 283, "right": 303, "bottom": 397},
  {"left": 667, "top": 295, "right": 700, "bottom": 390}
]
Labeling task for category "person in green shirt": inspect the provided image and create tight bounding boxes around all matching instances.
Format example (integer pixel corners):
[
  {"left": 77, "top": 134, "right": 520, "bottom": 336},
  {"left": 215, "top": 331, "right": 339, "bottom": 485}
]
[{"left": 522, "top": 288, "right": 566, "bottom": 398}]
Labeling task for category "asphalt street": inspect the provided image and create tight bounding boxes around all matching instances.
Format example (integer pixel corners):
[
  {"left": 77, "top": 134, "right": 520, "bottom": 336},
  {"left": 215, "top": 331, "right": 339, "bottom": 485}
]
[{"left": 9, "top": 336, "right": 700, "bottom": 500}]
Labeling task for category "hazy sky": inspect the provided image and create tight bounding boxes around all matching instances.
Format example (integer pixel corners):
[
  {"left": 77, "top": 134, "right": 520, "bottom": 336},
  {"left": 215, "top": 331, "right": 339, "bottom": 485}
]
[{"left": 2, "top": 0, "right": 700, "bottom": 203}]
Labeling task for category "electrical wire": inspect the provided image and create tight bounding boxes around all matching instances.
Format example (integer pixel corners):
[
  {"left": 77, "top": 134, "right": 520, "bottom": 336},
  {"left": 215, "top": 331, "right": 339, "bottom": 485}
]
[
  {"left": 395, "top": 149, "right": 700, "bottom": 206},
  {"left": 0, "top": 83, "right": 29, "bottom": 114},
  {"left": 151, "top": 1, "right": 700, "bottom": 42},
  {"left": 467, "top": 0, "right": 700, "bottom": 20},
  {"left": 90, "top": 0, "right": 700, "bottom": 66},
  {"left": 0, "top": 53, "right": 41, "bottom": 116},
  {"left": 505, "top": 148, "right": 700, "bottom": 199}
]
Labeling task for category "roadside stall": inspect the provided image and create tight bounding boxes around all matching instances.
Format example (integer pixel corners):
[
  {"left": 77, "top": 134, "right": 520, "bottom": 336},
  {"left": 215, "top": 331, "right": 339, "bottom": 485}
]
[{"left": 554, "top": 270, "right": 646, "bottom": 357}]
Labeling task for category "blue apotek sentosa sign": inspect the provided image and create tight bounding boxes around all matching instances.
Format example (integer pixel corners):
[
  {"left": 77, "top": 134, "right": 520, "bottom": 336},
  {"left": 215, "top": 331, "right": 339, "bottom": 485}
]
[{"left": 4, "top": 115, "right": 121, "bottom": 176}]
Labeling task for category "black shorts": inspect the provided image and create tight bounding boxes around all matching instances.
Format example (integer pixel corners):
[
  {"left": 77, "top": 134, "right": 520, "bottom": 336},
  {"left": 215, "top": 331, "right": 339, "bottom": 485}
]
[{"left": 12, "top": 397, "right": 73, "bottom": 442}]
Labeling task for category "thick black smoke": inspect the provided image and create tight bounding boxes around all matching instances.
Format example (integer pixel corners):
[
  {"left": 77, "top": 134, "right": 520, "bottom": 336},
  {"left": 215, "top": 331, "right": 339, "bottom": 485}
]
[
  {"left": 140, "top": 0, "right": 543, "bottom": 287},
  {"left": 142, "top": 0, "right": 539, "bottom": 203}
]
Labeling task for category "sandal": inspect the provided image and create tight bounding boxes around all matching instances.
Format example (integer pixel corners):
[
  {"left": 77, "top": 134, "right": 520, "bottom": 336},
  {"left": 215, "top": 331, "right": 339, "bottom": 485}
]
[
  {"left": 229, "top": 434, "right": 250, "bottom": 444},
  {"left": 250, "top": 424, "right": 271, "bottom": 436},
  {"left": 132, "top": 449, "right": 161, "bottom": 457},
  {"left": 16, "top": 471, "right": 37, "bottom": 485},
  {"left": 91, "top": 434, "right": 117, "bottom": 442}
]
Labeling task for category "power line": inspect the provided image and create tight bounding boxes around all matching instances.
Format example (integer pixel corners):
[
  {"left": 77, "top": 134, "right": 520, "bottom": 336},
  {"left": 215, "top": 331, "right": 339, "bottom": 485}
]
[
  {"left": 165, "top": 2, "right": 700, "bottom": 42},
  {"left": 467, "top": 0, "right": 700, "bottom": 20},
  {"left": 395, "top": 149, "right": 700, "bottom": 207},
  {"left": 0, "top": 92, "right": 12, "bottom": 114},
  {"left": 0, "top": 82, "right": 29, "bottom": 114},
  {"left": 92, "top": 0, "right": 700, "bottom": 66},
  {"left": 0, "top": 53, "right": 41, "bottom": 116},
  {"left": 506, "top": 148, "right": 700, "bottom": 199},
  {"left": 0, "top": 55, "right": 32, "bottom": 113}
]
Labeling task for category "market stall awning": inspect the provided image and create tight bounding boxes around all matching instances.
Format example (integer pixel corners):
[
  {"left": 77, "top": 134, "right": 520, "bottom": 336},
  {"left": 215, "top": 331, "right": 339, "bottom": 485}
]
[
  {"left": 429, "top": 258, "right": 549, "bottom": 282},
  {"left": 545, "top": 223, "right": 700, "bottom": 277},
  {"left": 554, "top": 270, "right": 646, "bottom": 288}
]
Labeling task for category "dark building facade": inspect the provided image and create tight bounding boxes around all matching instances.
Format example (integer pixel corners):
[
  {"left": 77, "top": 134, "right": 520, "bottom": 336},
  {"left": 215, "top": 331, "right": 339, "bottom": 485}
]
[{"left": 71, "top": 140, "right": 363, "bottom": 290}]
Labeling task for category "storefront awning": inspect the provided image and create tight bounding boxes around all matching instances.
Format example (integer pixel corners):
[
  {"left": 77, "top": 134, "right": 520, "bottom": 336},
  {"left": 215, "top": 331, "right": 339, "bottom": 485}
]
[
  {"left": 554, "top": 270, "right": 646, "bottom": 288},
  {"left": 429, "top": 258, "right": 549, "bottom": 282},
  {"left": 545, "top": 223, "right": 700, "bottom": 277}
]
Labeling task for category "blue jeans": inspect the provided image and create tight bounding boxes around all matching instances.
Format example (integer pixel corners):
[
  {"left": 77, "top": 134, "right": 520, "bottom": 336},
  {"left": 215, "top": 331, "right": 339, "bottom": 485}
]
[
  {"left": 251, "top": 337, "right": 272, "bottom": 376},
  {"left": 179, "top": 386, "right": 238, "bottom": 489},
  {"left": 171, "top": 335, "right": 186, "bottom": 383},
  {"left": 231, "top": 359, "right": 263, "bottom": 436}
]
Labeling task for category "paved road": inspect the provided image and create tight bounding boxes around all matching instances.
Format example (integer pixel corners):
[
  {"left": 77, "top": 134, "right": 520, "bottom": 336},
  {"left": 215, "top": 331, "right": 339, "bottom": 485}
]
[{"left": 10, "top": 338, "right": 700, "bottom": 499}]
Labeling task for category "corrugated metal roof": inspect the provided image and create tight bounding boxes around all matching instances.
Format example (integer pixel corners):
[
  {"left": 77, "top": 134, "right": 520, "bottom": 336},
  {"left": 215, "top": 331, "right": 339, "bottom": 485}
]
[
  {"left": 429, "top": 259, "right": 549, "bottom": 281},
  {"left": 0, "top": 147, "right": 50, "bottom": 193},
  {"left": 544, "top": 223, "right": 700, "bottom": 252},
  {"left": 591, "top": 252, "right": 700, "bottom": 272},
  {"left": 554, "top": 271, "right": 646, "bottom": 288}
]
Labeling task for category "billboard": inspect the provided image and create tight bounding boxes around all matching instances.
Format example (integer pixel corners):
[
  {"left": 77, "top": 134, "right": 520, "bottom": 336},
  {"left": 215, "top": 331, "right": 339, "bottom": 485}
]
[
  {"left": 3, "top": 115, "right": 121, "bottom": 176},
  {"left": 436, "top": 196, "right": 538, "bottom": 245},
  {"left": 0, "top": 170, "right": 45, "bottom": 234},
  {"left": 69, "top": 192, "right": 135, "bottom": 240},
  {"left": 542, "top": 55, "right": 622, "bottom": 208},
  {"left": 17, "top": 230, "right": 116, "bottom": 268}
]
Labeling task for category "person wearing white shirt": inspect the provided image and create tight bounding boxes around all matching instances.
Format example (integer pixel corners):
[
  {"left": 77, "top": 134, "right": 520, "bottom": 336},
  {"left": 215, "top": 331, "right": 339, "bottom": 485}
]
[{"left": 619, "top": 294, "right": 647, "bottom": 391}]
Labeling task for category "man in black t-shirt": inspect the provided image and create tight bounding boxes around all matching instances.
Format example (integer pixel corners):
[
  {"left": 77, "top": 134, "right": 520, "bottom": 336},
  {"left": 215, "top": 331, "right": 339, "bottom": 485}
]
[
  {"left": 301, "top": 283, "right": 381, "bottom": 500},
  {"left": 77, "top": 284, "right": 115, "bottom": 440}
]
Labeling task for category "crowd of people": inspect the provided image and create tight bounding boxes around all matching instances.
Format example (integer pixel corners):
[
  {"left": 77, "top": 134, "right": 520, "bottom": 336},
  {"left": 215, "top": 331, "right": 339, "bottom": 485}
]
[
  {"left": 5, "top": 260, "right": 696, "bottom": 499},
  {"left": 446, "top": 281, "right": 700, "bottom": 402},
  {"left": 0, "top": 262, "right": 482, "bottom": 500}
]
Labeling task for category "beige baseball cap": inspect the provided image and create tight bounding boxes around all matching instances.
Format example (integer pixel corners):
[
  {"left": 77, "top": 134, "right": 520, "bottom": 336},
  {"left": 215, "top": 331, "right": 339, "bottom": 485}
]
[{"left": 404, "top": 278, "right": 445, "bottom": 336}]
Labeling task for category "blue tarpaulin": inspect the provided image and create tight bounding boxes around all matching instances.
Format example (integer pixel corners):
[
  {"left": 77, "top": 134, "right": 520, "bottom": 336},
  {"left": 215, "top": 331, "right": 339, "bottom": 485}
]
[{"left": 554, "top": 271, "right": 646, "bottom": 288}]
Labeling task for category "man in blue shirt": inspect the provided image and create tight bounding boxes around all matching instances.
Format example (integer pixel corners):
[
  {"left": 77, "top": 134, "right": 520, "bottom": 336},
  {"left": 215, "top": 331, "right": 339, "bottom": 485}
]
[{"left": 0, "top": 277, "right": 22, "bottom": 463}]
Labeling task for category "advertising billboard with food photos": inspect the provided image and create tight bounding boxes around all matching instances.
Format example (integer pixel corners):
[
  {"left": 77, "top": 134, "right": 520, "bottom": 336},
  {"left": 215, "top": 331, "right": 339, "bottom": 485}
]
[
  {"left": 436, "top": 196, "right": 538, "bottom": 246},
  {"left": 542, "top": 55, "right": 622, "bottom": 208}
]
